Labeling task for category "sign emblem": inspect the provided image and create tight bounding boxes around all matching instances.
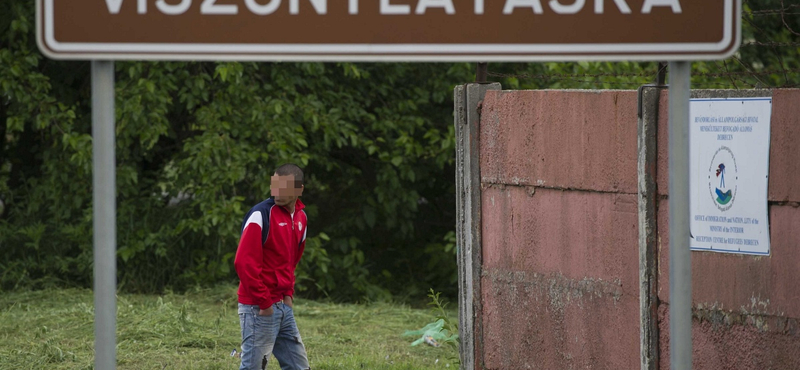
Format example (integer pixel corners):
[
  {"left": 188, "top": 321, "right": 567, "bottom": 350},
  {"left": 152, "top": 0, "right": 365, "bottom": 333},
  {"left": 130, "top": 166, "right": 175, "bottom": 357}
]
[{"left": 707, "top": 146, "right": 738, "bottom": 212}]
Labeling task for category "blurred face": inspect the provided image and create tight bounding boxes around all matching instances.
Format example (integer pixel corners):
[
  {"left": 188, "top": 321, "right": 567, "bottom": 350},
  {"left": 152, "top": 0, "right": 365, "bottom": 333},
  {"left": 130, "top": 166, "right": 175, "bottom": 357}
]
[{"left": 270, "top": 174, "right": 303, "bottom": 206}]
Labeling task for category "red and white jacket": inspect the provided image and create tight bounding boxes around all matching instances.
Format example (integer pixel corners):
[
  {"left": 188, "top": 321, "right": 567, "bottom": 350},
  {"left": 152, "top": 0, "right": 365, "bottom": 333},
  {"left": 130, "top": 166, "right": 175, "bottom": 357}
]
[{"left": 234, "top": 198, "right": 307, "bottom": 309}]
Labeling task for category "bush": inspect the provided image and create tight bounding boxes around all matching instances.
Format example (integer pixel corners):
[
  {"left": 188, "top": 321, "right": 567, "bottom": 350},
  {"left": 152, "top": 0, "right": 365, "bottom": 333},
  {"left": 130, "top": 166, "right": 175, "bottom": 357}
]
[{"left": 0, "top": 1, "right": 466, "bottom": 300}]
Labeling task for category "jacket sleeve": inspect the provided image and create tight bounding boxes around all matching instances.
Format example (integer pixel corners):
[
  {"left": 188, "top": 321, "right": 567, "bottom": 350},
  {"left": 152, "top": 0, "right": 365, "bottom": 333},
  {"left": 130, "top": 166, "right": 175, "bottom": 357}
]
[
  {"left": 289, "top": 224, "right": 308, "bottom": 298},
  {"left": 234, "top": 211, "right": 271, "bottom": 309}
]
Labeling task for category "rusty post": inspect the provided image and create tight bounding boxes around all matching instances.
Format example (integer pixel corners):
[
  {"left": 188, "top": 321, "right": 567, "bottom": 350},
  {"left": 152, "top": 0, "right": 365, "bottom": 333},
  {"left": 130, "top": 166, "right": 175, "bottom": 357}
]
[
  {"left": 476, "top": 63, "right": 488, "bottom": 83},
  {"left": 656, "top": 62, "right": 668, "bottom": 86}
]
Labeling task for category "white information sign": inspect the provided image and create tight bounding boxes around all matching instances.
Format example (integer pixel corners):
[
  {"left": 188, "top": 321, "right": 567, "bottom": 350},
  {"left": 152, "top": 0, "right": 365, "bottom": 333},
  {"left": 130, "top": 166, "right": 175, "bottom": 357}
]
[{"left": 690, "top": 98, "right": 772, "bottom": 255}]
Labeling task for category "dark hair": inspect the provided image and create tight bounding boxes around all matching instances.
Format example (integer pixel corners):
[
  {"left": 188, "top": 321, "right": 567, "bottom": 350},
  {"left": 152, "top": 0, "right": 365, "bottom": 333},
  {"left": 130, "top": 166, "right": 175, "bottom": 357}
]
[{"left": 275, "top": 163, "right": 304, "bottom": 188}]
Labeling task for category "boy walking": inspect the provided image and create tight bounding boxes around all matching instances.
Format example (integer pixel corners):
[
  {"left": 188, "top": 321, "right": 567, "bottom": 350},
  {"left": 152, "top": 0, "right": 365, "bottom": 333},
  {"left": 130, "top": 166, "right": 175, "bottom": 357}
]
[{"left": 235, "top": 164, "right": 310, "bottom": 370}]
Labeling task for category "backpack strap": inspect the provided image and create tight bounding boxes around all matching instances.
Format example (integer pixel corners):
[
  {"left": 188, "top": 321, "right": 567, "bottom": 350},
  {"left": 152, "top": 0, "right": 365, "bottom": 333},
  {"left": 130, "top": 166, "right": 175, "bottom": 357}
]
[
  {"left": 259, "top": 207, "right": 270, "bottom": 245},
  {"left": 240, "top": 201, "right": 272, "bottom": 246},
  {"left": 298, "top": 210, "right": 307, "bottom": 249}
]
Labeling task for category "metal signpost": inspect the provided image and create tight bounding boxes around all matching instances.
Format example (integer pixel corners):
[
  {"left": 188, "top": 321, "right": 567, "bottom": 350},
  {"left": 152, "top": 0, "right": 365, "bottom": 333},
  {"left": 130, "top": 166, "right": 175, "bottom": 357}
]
[
  {"left": 668, "top": 60, "right": 692, "bottom": 370},
  {"left": 37, "top": 1, "right": 741, "bottom": 369},
  {"left": 91, "top": 60, "right": 116, "bottom": 370}
]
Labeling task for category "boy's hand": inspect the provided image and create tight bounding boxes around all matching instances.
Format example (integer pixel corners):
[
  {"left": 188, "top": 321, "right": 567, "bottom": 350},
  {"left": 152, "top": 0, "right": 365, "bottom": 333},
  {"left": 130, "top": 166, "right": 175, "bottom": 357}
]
[
  {"left": 284, "top": 296, "right": 293, "bottom": 308},
  {"left": 258, "top": 306, "right": 274, "bottom": 316}
]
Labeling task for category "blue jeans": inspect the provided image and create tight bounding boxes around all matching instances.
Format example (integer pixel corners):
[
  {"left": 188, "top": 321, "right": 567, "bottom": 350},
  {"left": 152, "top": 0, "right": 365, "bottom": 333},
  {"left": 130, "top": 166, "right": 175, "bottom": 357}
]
[{"left": 238, "top": 302, "right": 310, "bottom": 370}]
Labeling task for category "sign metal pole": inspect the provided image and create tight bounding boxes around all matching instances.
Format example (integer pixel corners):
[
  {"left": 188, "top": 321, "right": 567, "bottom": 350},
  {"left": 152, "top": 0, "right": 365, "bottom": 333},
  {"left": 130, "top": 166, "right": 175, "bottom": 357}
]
[
  {"left": 92, "top": 60, "right": 117, "bottom": 370},
  {"left": 668, "top": 60, "right": 692, "bottom": 370}
]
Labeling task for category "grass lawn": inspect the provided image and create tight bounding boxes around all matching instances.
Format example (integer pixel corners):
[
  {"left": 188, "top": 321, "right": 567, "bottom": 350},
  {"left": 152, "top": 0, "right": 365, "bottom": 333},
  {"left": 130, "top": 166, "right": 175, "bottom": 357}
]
[{"left": 0, "top": 286, "right": 459, "bottom": 369}]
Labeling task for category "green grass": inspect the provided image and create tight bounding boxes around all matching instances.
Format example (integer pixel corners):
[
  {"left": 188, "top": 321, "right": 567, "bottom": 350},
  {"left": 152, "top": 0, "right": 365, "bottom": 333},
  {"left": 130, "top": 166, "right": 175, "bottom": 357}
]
[{"left": 0, "top": 286, "right": 458, "bottom": 369}]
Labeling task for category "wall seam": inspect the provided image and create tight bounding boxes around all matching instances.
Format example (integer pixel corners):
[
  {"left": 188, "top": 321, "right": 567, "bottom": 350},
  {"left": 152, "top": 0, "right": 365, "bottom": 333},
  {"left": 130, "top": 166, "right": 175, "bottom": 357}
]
[
  {"left": 638, "top": 85, "right": 663, "bottom": 370},
  {"left": 467, "top": 83, "right": 501, "bottom": 370},
  {"left": 455, "top": 84, "right": 473, "bottom": 370},
  {"left": 481, "top": 182, "right": 637, "bottom": 196},
  {"left": 457, "top": 82, "right": 501, "bottom": 370}
]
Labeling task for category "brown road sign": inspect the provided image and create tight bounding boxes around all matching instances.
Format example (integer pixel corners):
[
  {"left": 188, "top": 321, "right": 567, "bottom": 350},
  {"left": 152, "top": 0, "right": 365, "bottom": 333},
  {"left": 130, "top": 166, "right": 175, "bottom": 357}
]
[{"left": 37, "top": 0, "right": 741, "bottom": 61}]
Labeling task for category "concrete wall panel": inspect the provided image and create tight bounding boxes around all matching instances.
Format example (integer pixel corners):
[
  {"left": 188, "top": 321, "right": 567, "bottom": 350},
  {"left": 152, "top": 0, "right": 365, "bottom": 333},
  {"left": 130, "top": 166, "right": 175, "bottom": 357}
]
[
  {"left": 651, "top": 89, "right": 800, "bottom": 369},
  {"left": 482, "top": 186, "right": 638, "bottom": 285},
  {"left": 480, "top": 90, "right": 639, "bottom": 193},
  {"left": 657, "top": 201, "right": 800, "bottom": 318},
  {"left": 482, "top": 269, "right": 639, "bottom": 369},
  {"left": 481, "top": 169, "right": 639, "bottom": 368},
  {"left": 658, "top": 303, "right": 800, "bottom": 369},
  {"left": 474, "top": 88, "right": 799, "bottom": 370},
  {"left": 768, "top": 89, "right": 800, "bottom": 202}
]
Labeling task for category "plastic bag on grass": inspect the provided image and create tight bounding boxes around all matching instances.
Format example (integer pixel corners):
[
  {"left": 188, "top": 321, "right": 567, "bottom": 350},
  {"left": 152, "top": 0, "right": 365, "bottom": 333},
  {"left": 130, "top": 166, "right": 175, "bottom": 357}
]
[{"left": 402, "top": 319, "right": 459, "bottom": 347}]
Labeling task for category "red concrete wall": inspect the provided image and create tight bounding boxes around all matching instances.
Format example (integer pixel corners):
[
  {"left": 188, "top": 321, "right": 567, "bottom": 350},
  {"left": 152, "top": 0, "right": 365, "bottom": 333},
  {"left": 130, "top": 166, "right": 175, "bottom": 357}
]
[
  {"left": 478, "top": 89, "right": 800, "bottom": 369},
  {"left": 479, "top": 90, "right": 641, "bottom": 369},
  {"left": 655, "top": 89, "right": 800, "bottom": 369}
]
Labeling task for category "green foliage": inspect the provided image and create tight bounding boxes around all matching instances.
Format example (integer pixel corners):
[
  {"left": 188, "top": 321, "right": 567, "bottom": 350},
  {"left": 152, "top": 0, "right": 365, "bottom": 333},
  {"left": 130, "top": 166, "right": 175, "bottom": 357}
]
[
  {"left": 426, "top": 289, "right": 459, "bottom": 351},
  {"left": 1, "top": 0, "right": 796, "bottom": 301},
  {"left": 402, "top": 289, "right": 460, "bottom": 365},
  {"left": 488, "top": 1, "right": 799, "bottom": 90},
  {"left": 0, "top": 0, "right": 467, "bottom": 300}
]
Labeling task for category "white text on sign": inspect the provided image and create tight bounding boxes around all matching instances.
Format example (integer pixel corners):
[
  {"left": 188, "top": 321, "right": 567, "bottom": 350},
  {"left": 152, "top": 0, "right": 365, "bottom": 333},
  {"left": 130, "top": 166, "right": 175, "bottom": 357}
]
[{"left": 104, "top": 0, "right": 684, "bottom": 16}]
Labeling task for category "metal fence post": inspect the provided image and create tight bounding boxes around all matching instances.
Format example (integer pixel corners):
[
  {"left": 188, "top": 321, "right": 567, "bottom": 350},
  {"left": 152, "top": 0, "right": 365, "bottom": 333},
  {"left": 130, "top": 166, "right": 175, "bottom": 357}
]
[
  {"left": 92, "top": 60, "right": 117, "bottom": 370},
  {"left": 668, "top": 61, "right": 692, "bottom": 370}
]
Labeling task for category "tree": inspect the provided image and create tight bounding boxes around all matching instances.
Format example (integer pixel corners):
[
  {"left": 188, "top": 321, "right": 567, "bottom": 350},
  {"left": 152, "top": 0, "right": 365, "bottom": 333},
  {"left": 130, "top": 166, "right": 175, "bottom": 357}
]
[
  {"left": 487, "top": 1, "right": 799, "bottom": 89},
  {"left": 0, "top": 1, "right": 469, "bottom": 299},
  {"left": 2, "top": 0, "right": 796, "bottom": 300}
]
